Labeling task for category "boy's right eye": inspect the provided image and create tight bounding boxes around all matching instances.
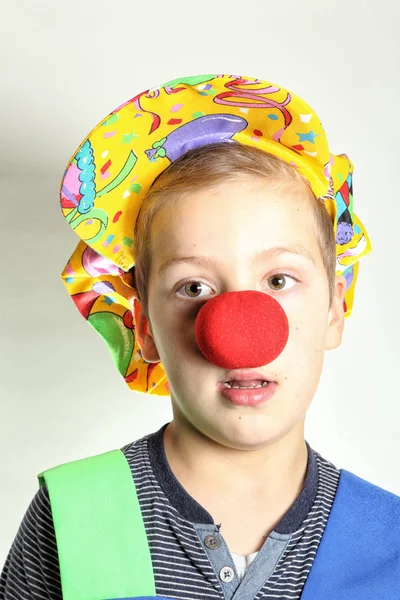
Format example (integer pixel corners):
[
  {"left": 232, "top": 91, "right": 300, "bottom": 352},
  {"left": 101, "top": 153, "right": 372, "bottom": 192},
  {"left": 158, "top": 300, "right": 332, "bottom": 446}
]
[{"left": 175, "top": 280, "right": 213, "bottom": 299}]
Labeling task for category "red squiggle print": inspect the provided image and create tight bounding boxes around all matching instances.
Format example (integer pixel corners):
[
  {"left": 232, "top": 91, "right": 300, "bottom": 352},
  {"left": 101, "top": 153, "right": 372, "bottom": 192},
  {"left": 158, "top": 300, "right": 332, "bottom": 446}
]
[
  {"left": 132, "top": 85, "right": 191, "bottom": 135},
  {"left": 214, "top": 78, "right": 292, "bottom": 143},
  {"left": 133, "top": 91, "right": 161, "bottom": 135},
  {"left": 164, "top": 86, "right": 186, "bottom": 94}
]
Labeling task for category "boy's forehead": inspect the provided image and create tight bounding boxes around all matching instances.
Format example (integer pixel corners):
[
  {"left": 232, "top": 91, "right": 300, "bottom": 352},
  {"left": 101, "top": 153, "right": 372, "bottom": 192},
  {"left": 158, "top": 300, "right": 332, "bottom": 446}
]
[
  {"left": 155, "top": 176, "right": 314, "bottom": 224},
  {"left": 152, "top": 220, "right": 321, "bottom": 276},
  {"left": 151, "top": 180, "right": 319, "bottom": 263}
]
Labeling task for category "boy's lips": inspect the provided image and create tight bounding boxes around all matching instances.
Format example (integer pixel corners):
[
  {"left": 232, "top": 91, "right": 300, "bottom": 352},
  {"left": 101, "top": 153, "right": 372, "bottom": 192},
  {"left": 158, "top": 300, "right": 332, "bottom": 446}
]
[{"left": 216, "top": 381, "right": 278, "bottom": 406}]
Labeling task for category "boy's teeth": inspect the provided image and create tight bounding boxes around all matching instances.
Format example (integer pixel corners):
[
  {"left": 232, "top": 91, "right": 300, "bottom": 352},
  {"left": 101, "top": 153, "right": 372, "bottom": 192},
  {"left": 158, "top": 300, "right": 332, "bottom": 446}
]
[{"left": 223, "top": 380, "right": 268, "bottom": 389}]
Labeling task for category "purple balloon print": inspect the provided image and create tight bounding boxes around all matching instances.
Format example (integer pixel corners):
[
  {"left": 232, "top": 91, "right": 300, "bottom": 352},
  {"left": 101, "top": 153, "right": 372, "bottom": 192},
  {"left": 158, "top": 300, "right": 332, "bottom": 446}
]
[{"left": 145, "top": 114, "right": 248, "bottom": 161}]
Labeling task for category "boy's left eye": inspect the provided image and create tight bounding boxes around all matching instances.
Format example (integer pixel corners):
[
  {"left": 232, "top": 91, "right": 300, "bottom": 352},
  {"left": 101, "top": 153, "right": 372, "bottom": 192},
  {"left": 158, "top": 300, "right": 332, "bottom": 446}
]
[{"left": 175, "top": 273, "right": 299, "bottom": 299}]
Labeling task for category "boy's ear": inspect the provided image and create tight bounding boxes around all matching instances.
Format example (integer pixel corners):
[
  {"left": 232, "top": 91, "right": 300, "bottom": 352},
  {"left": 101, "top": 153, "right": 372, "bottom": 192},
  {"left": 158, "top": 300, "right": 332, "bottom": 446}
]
[
  {"left": 132, "top": 298, "right": 161, "bottom": 363},
  {"left": 325, "top": 274, "right": 347, "bottom": 351}
]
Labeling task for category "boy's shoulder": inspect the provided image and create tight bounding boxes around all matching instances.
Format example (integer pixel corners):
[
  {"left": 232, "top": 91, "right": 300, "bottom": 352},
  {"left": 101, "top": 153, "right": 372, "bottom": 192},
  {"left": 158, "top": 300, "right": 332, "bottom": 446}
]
[
  {"left": 0, "top": 479, "right": 63, "bottom": 600},
  {"left": 301, "top": 467, "right": 400, "bottom": 598},
  {"left": 312, "top": 445, "right": 400, "bottom": 505},
  {"left": 340, "top": 465, "right": 399, "bottom": 497},
  {"left": 336, "top": 467, "right": 400, "bottom": 512}
]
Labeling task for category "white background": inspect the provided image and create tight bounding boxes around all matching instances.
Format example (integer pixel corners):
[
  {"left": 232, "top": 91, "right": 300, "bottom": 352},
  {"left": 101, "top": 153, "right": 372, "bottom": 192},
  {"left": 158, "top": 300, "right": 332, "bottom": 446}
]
[{"left": 1, "top": 0, "right": 399, "bottom": 566}]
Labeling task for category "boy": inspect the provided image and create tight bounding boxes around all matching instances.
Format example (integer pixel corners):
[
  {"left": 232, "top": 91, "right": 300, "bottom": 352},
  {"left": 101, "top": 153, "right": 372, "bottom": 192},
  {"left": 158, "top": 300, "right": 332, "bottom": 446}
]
[{"left": 1, "top": 74, "right": 398, "bottom": 600}]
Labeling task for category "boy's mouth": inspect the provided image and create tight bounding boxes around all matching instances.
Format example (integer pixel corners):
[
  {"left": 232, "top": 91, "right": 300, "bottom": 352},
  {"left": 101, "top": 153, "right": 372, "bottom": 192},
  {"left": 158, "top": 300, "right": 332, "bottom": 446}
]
[
  {"left": 219, "top": 368, "right": 274, "bottom": 390},
  {"left": 223, "top": 380, "right": 269, "bottom": 389}
]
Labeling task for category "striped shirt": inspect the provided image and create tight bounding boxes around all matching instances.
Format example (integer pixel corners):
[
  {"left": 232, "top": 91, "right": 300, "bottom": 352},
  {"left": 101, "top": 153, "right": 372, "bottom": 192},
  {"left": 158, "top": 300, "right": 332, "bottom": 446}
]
[{"left": 0, "top": 423, "right": 341, "bottom": 600}]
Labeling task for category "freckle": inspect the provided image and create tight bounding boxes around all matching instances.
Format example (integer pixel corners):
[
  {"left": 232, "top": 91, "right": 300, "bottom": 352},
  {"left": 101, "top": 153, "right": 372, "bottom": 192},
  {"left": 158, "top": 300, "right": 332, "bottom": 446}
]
[
  {"left": 285, "top": 376, "right": 288, "bottom": 380},
  {"left": 238, "top": 416, "right": 242, "bottom": 419}
]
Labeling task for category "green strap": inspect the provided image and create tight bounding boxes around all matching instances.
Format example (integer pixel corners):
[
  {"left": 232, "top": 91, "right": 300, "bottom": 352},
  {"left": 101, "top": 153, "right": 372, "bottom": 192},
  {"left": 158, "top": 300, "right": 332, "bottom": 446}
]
[{"left": 38, "top": 450, "right": 156, "bottom": 600}]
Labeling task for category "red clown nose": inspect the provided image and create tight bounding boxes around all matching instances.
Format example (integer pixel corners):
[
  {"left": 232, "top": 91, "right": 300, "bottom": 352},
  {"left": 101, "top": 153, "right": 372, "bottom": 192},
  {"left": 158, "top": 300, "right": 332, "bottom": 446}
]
[{"left": 194, "top": 290, "right": 289, "bottom": 369}]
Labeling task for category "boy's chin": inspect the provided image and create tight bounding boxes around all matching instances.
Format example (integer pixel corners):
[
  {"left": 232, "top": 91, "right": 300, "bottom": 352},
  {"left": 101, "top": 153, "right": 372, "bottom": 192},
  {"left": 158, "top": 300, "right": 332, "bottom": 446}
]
[{"left": 198, "top": 416, "right": 284, "bottom": 452}]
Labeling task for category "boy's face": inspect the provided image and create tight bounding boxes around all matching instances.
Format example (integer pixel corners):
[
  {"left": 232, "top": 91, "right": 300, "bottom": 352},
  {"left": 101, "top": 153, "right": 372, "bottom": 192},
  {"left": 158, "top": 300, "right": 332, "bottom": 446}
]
[{"left": 133, "top": 176, "right": 346, "bottom": 450}]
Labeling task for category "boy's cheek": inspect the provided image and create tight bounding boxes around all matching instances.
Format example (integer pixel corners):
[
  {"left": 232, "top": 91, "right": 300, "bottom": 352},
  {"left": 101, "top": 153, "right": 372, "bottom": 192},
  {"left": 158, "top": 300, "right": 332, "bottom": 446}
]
[{"left": 282, "top": 310, "right": 328, "bottom": 365}]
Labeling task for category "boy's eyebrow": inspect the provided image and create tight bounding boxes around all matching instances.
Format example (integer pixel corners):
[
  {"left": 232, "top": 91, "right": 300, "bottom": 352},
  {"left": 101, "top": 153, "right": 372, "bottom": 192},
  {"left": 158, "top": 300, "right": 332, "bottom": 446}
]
[{"left": 157, "top": 244, "right": 317, "bottom": 275}]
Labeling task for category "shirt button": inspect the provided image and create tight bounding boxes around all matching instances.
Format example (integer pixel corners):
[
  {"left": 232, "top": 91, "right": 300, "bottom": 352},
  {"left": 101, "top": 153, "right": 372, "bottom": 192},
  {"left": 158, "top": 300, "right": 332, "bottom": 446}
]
[
  {"left": 219, "top": 566, "right": 235, "bottom": 583},
  {"left": 204, "top": 534, "right": 221, "bottom": 549}
]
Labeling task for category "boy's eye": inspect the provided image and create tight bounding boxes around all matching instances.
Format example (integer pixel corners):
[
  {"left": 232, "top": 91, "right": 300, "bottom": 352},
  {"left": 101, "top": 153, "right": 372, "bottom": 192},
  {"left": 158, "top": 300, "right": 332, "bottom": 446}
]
[
  {"left": 268, "top": 274, "right": 298, "bottom": 291},
  {"left": 175, "top": 273, "right": 299, "bottom": 299}
]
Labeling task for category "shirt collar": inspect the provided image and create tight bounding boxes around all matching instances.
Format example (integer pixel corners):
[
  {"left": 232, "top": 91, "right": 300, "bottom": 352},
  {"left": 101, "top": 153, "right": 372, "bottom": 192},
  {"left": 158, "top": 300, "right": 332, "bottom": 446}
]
[{"left": 147, "top": 422, "right": 319, "bottom": 533}]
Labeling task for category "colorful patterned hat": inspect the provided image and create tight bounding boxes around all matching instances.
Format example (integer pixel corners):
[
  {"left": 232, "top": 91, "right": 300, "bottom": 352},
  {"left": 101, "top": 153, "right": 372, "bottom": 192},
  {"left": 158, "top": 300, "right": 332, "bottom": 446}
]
[{"left": 60, "top": 73, "right": 372, "bottom": 395}]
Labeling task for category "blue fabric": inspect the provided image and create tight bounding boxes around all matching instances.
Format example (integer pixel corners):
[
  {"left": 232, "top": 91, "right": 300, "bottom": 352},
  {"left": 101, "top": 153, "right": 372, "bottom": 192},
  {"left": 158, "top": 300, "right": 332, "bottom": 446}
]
[{"left": 301, "top": 468, "right": 400, "bottom": 599}]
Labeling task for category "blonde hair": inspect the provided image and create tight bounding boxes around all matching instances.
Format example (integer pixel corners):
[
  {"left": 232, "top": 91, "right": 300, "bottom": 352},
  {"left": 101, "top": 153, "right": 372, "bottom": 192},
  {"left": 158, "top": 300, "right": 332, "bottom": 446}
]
[{"left": 131, "top": 142, "right": 336, "bottom": 319}]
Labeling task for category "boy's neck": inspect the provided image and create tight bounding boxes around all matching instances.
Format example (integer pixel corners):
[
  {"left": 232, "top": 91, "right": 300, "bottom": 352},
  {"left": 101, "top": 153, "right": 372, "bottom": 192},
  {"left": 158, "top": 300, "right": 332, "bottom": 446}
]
[{"left": 163, "top": 418, "right": 308, "bottom": 502}]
